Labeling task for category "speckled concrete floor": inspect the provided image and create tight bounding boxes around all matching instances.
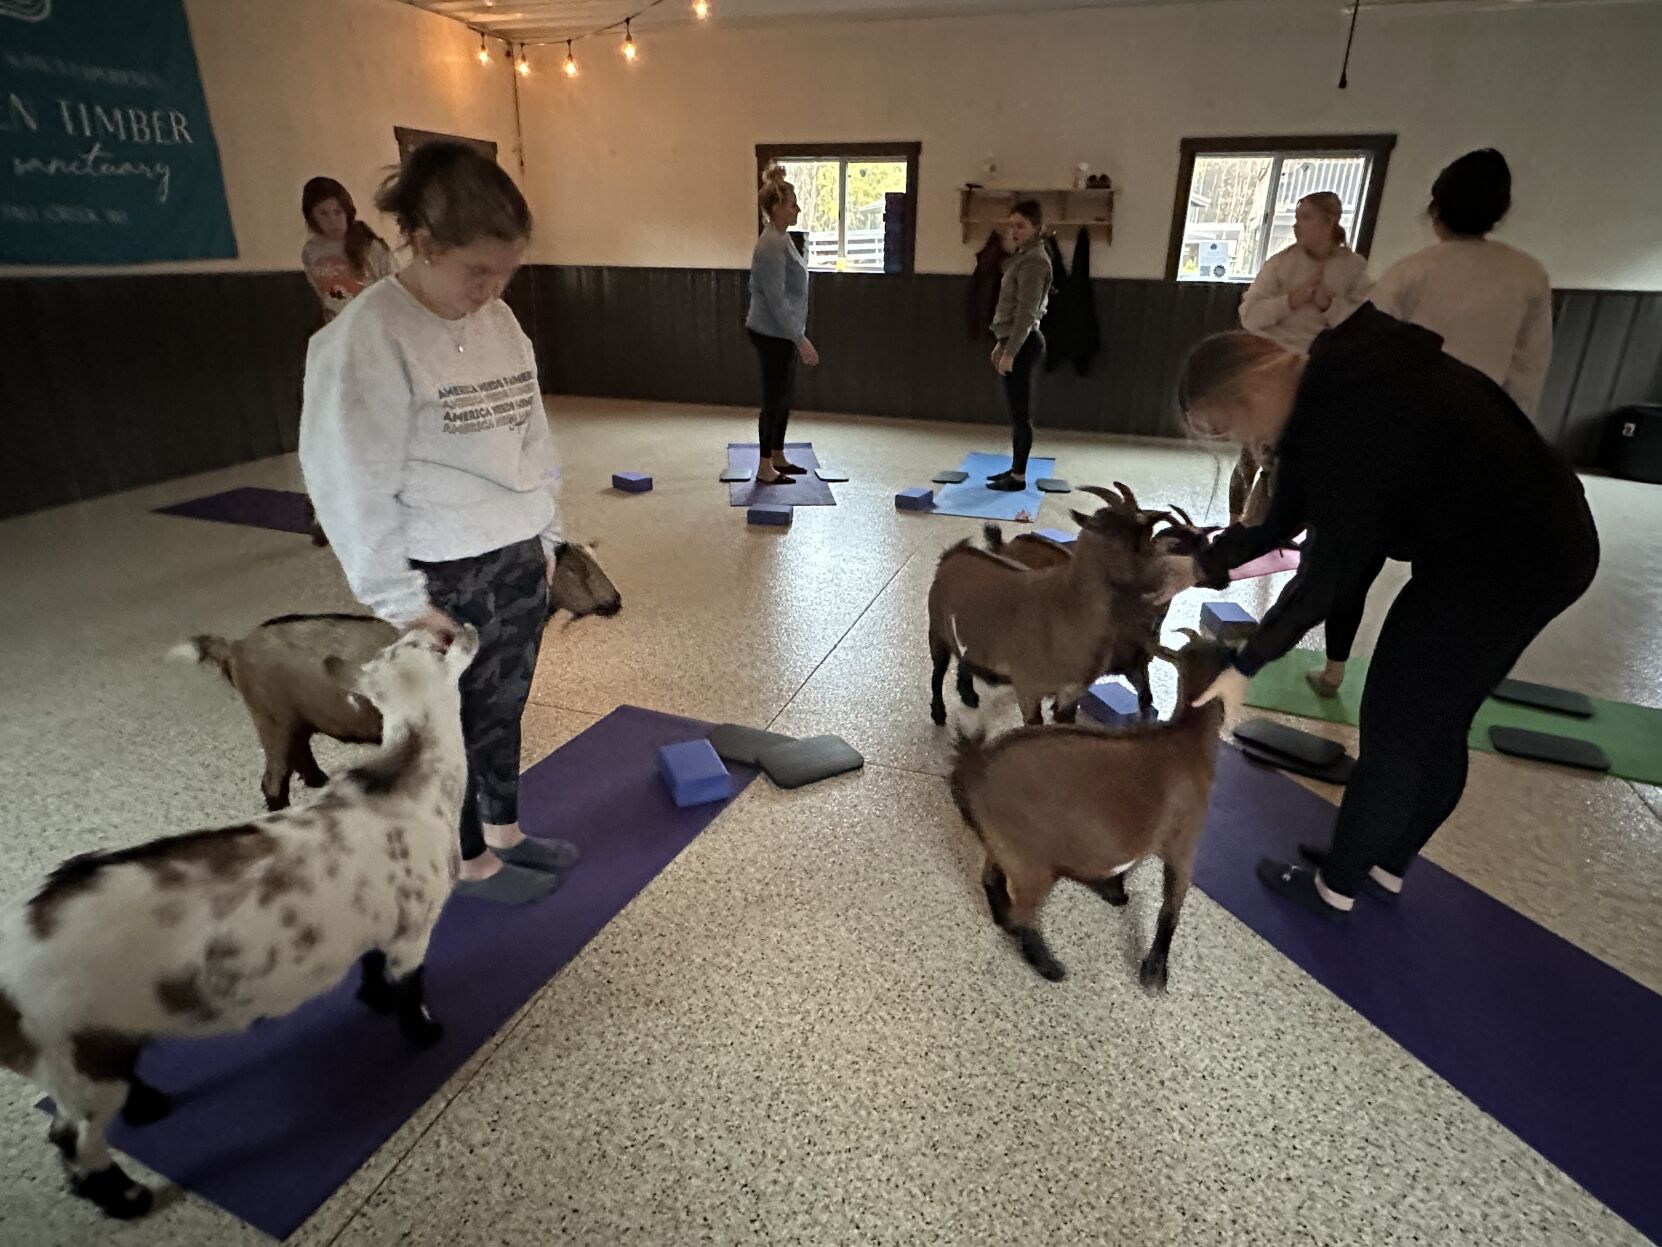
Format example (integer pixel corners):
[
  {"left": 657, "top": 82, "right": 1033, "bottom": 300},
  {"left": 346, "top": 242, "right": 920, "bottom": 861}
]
[{"left": 0, "top": 398, "right": 1657, "bottom": 1246}]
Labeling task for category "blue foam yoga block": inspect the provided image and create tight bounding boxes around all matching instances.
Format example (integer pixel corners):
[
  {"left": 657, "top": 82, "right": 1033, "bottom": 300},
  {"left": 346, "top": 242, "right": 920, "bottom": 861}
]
[
  {"left": 657, "top": 739, "right": 733, "bottom": 808},
  {"left": 1081, "top": 677, "right": 1141, "bottom": 725},
  {"left": 1200, "top": 601, "right": 1257, "bottom": 640},
  {"left": 896, "top": 487, "right": 934, "bottom": 511},
  {"left": 748, "top": 504, "right": 792, "bottom": 526},
  {"left": 612, "top": 471, "right": 653, "bottom": 492},
  {"left": 1034, "top": 527, "right": 1077, "bottom": 545}
]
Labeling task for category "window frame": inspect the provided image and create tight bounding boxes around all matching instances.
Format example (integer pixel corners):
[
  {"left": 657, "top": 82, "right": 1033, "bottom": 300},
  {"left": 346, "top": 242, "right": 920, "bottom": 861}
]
[
  {"left": 754, "top": 141, "right": 921, "bottom": 276},
  {"left": 1164, "top": 133, "right": 1396, "bottom": 282}
]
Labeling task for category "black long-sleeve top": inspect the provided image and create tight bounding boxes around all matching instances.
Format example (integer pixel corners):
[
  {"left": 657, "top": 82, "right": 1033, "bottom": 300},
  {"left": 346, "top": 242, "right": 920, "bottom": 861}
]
[{"left": 1195, "top": 304, "right": 1595, "bottom": 677}]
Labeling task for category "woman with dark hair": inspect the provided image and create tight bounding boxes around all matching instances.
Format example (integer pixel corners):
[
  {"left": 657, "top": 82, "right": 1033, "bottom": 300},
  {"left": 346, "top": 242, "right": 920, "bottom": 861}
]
[
  {"left": 1164, "top": 306, "right": 1597, "bottom": 919},
  {"left": 300, "top": 143, "right": 573, "bottom": 906},
  {"left": 300, "top": 177, "right": 394, "bottom": 323},
  {"left": 1304, "top": 150, "right": 1554, "bottom": 698},
  {"left": 745, "top": 163, "right": 819, "bottom": 485},
  {"left": 1372, "top": 149, "right": 1553, "bottom": 416},
  {"left": 987, "top": 199, "right": 1052, "bottom": 491}
]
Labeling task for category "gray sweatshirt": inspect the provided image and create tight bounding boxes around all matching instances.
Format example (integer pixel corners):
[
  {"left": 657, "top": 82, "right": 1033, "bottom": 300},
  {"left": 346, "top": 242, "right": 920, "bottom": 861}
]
[
  {"left": 299, "top": 277, "right": 560, "bottom": 626},
  {"left": 745, "top": 227, "right": 810, "bottom": 343},
  {"left": 991, "top": 234, "right": 1052, "bottom": 354}
]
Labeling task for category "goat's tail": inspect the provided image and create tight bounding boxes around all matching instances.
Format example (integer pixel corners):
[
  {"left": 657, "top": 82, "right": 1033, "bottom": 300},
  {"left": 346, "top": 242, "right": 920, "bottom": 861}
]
[
  {"left": 168, "top": 635, "right": 235, "bottom": 686},
  {"left": 981, "top": 522, "right": 1005, "bottom": 552},
  {"left": 948, "top": 726, "right": 991, "bottom": 840}
]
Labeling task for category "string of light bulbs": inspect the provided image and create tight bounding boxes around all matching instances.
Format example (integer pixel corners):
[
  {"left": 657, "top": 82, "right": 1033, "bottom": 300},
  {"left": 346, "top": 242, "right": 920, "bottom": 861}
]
[{"left": 471, "top": 0, "right": 710, "bottom": 80}]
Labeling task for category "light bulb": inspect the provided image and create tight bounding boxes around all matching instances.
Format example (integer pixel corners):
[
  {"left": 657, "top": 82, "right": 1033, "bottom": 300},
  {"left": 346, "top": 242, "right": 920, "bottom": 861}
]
[
  {"left": 694, "top": 0, "right": 710, "bottom": 17},
  {"left": 477, "top": 36, "right": 491, "bottom": 65},
  {"left": 563, "top": 43, "right": 578, "bottom": 77},
  {"left": 516, "top": 48, "right": 530, "bottom": 76},
  {"left": 623, "top": 20, "right": 637, "bottom": 61}
]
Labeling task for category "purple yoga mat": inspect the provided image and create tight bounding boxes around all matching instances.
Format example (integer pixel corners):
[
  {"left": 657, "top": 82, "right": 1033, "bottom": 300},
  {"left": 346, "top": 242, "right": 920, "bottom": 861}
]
[
  {"left": 1199, "top": 747, "right": 1662, "bottom": 1244},
  {"left": 726, "top": 442, "right": 836, "bottom": 507},
  {"left": 86, "top": 706, "right": 757, "bottom": 1239},
  {"left": 155, "top": 487, "right": 316, "bottom": 536}
]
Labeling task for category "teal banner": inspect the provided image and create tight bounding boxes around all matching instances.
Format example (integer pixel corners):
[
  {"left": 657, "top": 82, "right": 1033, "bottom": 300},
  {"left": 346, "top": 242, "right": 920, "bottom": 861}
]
[{"left": 1, "top": 0, "right": 236, "bottom": 264}]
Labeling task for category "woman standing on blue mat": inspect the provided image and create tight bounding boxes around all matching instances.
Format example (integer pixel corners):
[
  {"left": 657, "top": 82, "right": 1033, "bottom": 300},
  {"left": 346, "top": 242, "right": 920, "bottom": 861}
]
[
  {"left": 301, "top": 142, "right": 576, "bottom": 907},
  {"left": 1166, "top": 304, "right": 1598, "bottom": 919},
  {"left": 746, "top": 163, "right": 820, "bottom": 486},
  {"left": 987, "top": 200, "right": 1052, "bottom": 492}
]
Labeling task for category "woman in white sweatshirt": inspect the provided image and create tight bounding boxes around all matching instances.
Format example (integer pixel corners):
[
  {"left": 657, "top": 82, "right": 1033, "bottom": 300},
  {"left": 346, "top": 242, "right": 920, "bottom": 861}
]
[
  {"left": 300, "top": 142, "right": 571, "bottom": 906},
  {"left": 1370, "top": 149, "right": 1552, "bottom": 417},
  {"left": 1234, "top": 191, "right": 1371, "bottom": 522}
]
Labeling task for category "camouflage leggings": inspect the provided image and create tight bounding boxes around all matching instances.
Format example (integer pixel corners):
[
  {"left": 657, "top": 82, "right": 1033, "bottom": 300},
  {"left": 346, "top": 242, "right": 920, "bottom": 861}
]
[{"left": 415, "top": 538, "right": 549, "bottom": 860}]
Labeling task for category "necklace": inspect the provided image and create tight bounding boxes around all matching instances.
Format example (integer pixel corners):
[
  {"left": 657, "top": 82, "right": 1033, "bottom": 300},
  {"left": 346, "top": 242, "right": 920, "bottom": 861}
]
[{"left": 399, "top": 271, "right": 469, "bottom": 353}]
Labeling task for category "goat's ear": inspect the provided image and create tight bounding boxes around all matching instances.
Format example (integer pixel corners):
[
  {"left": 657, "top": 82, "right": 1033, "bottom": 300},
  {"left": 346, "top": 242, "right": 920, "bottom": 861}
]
[{"left": 323, "top": 655, "right": 348, "bottom": 681}]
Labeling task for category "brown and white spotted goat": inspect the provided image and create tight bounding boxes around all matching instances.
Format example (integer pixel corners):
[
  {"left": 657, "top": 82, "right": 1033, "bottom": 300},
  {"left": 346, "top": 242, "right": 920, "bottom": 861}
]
[{"left": 0, "top": 625, "right": 478, "bottom": 1219}]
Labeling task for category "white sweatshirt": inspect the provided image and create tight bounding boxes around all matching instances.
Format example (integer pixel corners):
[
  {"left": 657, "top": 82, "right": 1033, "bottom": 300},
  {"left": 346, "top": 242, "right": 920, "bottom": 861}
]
[
  {"left": 1239, "top": 244, "right": 1372, "bottom": 353},
  {"left": 299, "top": 277, "right": 560, "bottom": 627},
  {"left": 1370, "top": 238, "right": 1553, "bottom": 415}
]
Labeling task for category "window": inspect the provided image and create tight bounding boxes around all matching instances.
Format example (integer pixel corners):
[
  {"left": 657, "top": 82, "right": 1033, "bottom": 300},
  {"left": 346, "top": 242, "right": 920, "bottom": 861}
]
[
  {"left": 755, "top": 143, "right": 920, "bottom": 275},
  {"left": 1166, "top": 135, "right": 1395, "bottom": 282}
]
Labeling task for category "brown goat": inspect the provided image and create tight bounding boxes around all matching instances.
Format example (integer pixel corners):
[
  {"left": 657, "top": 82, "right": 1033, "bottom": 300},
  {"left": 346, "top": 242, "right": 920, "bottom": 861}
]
[
  {"left": 968, "top": 484, "right": 1215, "bottom": 720},
  {"left": 174, "top": 541, "right": 620, "bottom": 810},
  {"left": 927, "top": 497, "right": 1165, "bottom": 727},
  {"left": 949, "top": 630, "right": 1235, "bottom": 988}
]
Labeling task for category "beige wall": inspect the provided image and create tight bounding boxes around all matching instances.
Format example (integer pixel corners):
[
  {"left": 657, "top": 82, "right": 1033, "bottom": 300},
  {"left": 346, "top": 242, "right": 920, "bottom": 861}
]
[
  {"left": 2, "top": 0, "right": 519, "bottom": 277},
  {"left": 518, "top": 0, "right": 1662, "bottom": 289}
]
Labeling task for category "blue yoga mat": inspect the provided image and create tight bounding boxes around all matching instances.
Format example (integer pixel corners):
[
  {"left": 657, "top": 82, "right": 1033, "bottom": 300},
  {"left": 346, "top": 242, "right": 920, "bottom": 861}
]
[
  {"left": 1199, "top": 746, "right": 1662, "bottom": 1244},
  {"left": 928, "top": 452, "right": 1056, "bottom": 520},
  {"left": 726, "top": 442, "right": 835, "bottom": 507},
  {"left": 155, "top": 487, "right": 314, "bottom": 536},
  {"left": 77, "top": 706, "right": 757, "bottom": 1239}
]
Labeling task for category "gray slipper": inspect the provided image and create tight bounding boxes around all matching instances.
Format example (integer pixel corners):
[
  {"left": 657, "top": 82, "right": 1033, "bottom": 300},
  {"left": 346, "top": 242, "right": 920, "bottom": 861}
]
[
  {"left": 495, "top": 836, "right": 581, "bottom": 873},
  {"left": 453, "top": 862, "right": 561, "bottom": 904}
]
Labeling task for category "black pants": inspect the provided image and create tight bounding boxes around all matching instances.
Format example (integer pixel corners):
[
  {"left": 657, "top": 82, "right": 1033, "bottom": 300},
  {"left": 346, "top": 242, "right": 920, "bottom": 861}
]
[
  {"left": 414, "top": 538, "right": 549, "bottom": 861},
  {"left": 1322, "top": 519, "right": 1599, "bottom": 895},
  {"left": 1002, "top": 332, "right": 1044, "bottom": 475},
  {"left": 748, "top": 330, "right": 798, "bottom": 457}
]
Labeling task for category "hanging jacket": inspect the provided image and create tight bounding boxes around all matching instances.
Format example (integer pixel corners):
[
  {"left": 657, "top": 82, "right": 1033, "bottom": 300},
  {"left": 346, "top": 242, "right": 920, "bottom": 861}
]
[
  {"left": 1040, "top": 233, "right": 1072, "bottom": 371},
  {"left": 1067, "top": 227, "right": 1102, "bottom": 376},
  {"left": 966, "top": 230, "right": 1005, "bottom": 343}
]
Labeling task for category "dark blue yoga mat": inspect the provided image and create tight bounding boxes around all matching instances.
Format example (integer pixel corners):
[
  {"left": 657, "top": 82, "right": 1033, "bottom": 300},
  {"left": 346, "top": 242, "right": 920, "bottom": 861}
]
[
  {"left": 726, "top": 442, "right": 835, "bottom": 507},
  {"left": 155, "top": 487, "right": 315, "bottom": 536},
  {"left": 87, "top": 706, "right": 757, "bottom": 1239},
  {"left": 929, "top": 452, "right": 1056, "bottom": 521},
  {"left": 1200, "top": 746, "right": 1662, "bottom": 1244}
]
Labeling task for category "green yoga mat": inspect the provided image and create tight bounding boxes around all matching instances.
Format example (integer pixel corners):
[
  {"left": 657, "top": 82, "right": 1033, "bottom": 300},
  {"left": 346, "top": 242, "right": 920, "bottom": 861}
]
[{"left": 1245, "top": 650, "right": 1662, "bottom": 784}]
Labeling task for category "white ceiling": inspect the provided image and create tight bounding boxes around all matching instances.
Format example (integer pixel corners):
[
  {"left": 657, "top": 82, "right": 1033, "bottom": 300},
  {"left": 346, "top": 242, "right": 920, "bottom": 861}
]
[{"left": 399, "top": 0, "right": 1634, "bottom": 46}]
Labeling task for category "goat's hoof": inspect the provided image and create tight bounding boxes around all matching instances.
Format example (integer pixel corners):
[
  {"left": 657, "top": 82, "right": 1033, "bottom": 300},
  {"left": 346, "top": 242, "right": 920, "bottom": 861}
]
[
  {"left": 930, "top": 704, "right": 947, "bottom": 727},
  {"left": 1032, "top": 959, "right": 1067, "bottom": 982},
  {"left": 357, "top": 979, "right": 397, "bottom": 1015},
  {"left": 959, "top": 691, "right": 981, "bottom": 709},
  {"left": 73, "top": 1164, "right": 152, "bottom": 1220},
  {"left": 400, "top": 1008, "right": 443, "bottom": 1049},
  {"left": 120, "top": 1081, "right": 173, "bottom": 1127},
  {"left": 1138, "top": 956, "right": 1169, "bottom": 991},
  {"left": 302, "top": 772, "right": 329, "bottom": 790}
]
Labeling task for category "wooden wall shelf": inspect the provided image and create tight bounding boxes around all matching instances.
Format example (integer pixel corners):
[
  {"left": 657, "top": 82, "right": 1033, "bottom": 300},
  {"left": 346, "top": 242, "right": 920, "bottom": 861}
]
[{"left": 960, "top": 185, "right": 1115, "bottom": 245}]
